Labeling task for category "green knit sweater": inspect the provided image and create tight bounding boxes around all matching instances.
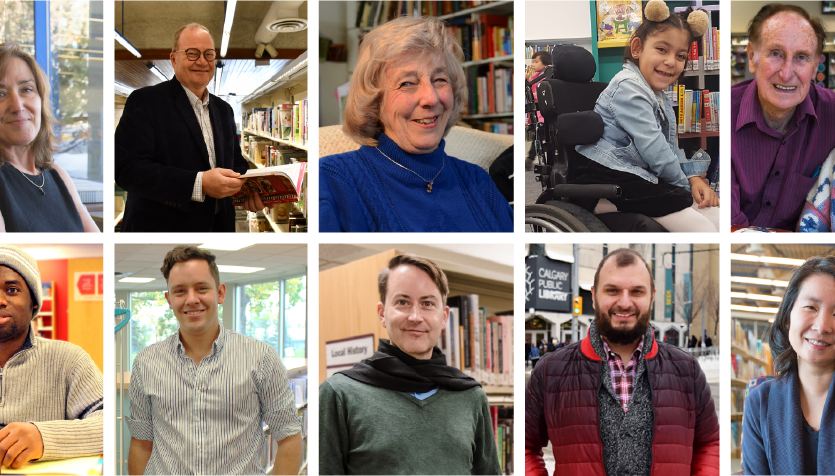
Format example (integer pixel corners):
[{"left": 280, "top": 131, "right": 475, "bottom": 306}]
[{"left": 319, "top": 373, "right": 501, "bottom": 475}]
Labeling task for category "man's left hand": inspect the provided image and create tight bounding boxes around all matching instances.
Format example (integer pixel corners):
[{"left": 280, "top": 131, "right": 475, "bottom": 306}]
[
  {"left": 0, "top": 422, "right": 44, "bottom": 469},
  {"left": 241, "top": 191, "right": 272, "bottom": 213}
]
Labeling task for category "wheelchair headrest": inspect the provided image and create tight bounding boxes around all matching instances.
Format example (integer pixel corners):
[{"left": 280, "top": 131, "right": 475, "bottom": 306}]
[{"left": 551, "top": 45, "right": 597, "bottom": 83}]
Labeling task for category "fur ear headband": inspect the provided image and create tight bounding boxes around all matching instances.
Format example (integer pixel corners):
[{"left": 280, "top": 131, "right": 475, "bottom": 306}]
[{"left": 644, "top": 0, "right": 709, "bottom": 37}]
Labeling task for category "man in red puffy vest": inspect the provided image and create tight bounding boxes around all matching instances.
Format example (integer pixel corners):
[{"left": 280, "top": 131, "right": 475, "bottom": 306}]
[{"left": 525, "top": 248, "right": 719, "bottom": 476}]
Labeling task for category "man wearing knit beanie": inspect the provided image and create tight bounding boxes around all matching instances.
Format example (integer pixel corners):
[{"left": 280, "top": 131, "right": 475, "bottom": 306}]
[{"left": 0, "top": 245, "right": 103, "bottom": 469}]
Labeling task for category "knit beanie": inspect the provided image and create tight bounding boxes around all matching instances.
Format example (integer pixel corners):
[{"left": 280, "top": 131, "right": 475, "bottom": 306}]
[{"left": 0, "top": 245, "right": 42, "bottom": 318}]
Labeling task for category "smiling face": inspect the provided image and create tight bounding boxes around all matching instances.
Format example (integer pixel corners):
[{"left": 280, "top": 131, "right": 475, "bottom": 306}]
[
  {"left": 377, "top": 264, "right": 449, "bottom": 359},
  {"left": 0, "top": 266, "right": 34, "bottom": 344},
  {"left": 0, "top": 57, "right": 42, "bottom": 153},
  {"left": 592, "top": 259, "right": 655, "bottom": 346},
  {"left": 170, "top": 27, "right": 215, "bottom": 98},
  {"left": 748, "top": 12, "right": 818, "bottom": 121},
  {"left": 631, "top": 26, "right": 691, "bottom": 92},
  {"left": 165, "top": 259, "right": 225, "bottom": 338},
  {"left": 788, "top": 274, "right": 835, "bottom": 371},
  {"left": 380, "top": 53, "right": 454, "bottom": 154}
]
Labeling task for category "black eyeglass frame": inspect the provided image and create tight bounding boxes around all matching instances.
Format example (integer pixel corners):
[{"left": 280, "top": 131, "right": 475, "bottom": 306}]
[{"left": 172, "top": 48, "right": 217, "bottom": 62}]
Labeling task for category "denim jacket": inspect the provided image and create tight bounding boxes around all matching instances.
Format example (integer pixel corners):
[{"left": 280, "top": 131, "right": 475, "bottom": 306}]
[{"left": 576, "top": 62, "right": 710, "bottom": 191}]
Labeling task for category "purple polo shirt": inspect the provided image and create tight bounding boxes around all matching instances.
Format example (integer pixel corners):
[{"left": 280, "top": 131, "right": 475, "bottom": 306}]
[{"left": 732, "top": 79, "right": 835, "bottom": 230}]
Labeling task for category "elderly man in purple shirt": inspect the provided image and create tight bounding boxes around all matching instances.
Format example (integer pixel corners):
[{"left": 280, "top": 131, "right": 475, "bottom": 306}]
[{"left": 732, "top": 4, "right": 835, "bottom": 230}]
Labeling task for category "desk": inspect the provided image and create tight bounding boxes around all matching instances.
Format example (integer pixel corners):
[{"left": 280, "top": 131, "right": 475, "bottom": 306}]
[{"left": 6, "top": 455, "right": 102, "bottom": 475}]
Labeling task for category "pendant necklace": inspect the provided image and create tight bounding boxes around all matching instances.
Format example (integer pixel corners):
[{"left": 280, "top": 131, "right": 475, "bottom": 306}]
[
  {"left": 376, "top": 147, "right": 444, "bottom": 193},
  {"left": 16, "top": 167, "right": 45, "bottom": 195}
]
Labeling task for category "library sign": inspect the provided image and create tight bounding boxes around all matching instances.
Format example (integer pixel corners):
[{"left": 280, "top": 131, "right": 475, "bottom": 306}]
[{"left": 525, "top": 256, "right": 571, "bottom": 312}]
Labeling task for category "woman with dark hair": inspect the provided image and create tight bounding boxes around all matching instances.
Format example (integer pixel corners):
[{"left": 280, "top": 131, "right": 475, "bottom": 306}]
[{"left": 742, "top": 256, "right": 835, "bottom": 475}]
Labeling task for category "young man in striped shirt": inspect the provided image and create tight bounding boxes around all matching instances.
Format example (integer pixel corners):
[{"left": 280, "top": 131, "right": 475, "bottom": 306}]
[
  {"left": 0, "top": 245, "right": 103, "bottom": 469},
  {"left": 127, "top": 246, "right": 302, "bottom": 475},
  {"left": 525, "top": 248, "right": 719, "bottom": 476}
]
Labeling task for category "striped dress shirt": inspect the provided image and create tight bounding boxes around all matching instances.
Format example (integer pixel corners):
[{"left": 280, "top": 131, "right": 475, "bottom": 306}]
[
  {"left": 731, "top": 79, "right": 835, "bottom": 230},
  {"left": 3, "top": 325, "right": 103, "bottom": 460},
  {"left": 182, "top": 85, "right": 218, "bottom": 204},
  {"left": 127, "top": 326, "right": 301, "bottom": 475}
]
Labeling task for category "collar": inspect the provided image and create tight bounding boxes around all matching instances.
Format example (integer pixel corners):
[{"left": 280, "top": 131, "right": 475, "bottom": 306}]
[
  {"left": 581, "top": 322, "right": 657, "bottom": 362},
  {"left": 181, "top": 83, "right": 210, "bottom": 107},
  {"left": 622, "top": 62, "right": 667, "bottom": 112},
  {"left": 602, "top": 334, "right": 645, "bottom": 363},
  {"left": 735, "top": 78, "right": 817, "bottom": 134},
  {"left": 174, "top": 323, "right": 228, "bottom": 357}
]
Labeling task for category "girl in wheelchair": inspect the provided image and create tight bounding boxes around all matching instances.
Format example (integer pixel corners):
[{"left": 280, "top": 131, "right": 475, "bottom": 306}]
[{"left": 576, "top": 0, "right": 719, "bottom": 232}]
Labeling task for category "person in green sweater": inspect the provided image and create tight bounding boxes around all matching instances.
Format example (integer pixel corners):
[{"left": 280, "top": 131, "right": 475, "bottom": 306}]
[{"left": 319, "top": 254, "right": 501, "bottom": 475}]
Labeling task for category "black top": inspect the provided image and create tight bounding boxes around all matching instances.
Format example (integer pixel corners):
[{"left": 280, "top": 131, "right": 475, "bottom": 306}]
[
  {"left": 802, "top": 417, "right": 819, "bottom": 475},
  {"left": 0, "top": 165, "right": 83, "bottom": 232}
]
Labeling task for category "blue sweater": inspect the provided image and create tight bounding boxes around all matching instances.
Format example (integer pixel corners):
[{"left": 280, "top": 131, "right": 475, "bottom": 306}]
[
  {"left": 742, "top": 370, "right": 835, "bottom": 475},
  {"left": 319, "top": 134, "right": 513, "bottom": 232}
]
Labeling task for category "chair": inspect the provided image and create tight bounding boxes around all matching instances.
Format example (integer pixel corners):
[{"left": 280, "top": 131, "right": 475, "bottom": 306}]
[
  {"left": 319, "top": 125, "right": 513, "bottom": 173},
  {"left": 524, "top": 45, "right": 668, "bottom": 232}
]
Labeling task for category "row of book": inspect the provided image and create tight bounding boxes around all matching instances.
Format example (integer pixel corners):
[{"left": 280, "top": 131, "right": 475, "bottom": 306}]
[
  {"left": 490, "top": 406, "right": 513, "bottom": 475},
  {"left": 469, "top": 119, "right": 513, "bottom": 135},
  {"left": 447, "top": 14, "right": 513, "bottom": 63},
  {"left": 464, "top": 64, "right": 512, "bottom": 116},
  {"left": 241, "top": 99, "right": 309, "bottom": 147},
  {"left": 731, "top": 353, "right": 769, "bottom": 381},
  {"left": 684, "top": 20, "right": 719, "bottom": 71},
  {"left": 242, "top": 137, "right": 308, "bottom": 168},
  {"left": 440, "top": 294, "right": 513, "bottom": 386},
  {"left": 676, "top": 87, "right": 720, "bottom": 134},
  {"left": 355, "top": 1, "right": 494, "bottom": 28}
]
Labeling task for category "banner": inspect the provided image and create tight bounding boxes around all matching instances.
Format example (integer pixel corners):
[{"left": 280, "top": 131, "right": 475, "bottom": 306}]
[{"left": 525, "top": 256, "right": 572, "bottom": 313}]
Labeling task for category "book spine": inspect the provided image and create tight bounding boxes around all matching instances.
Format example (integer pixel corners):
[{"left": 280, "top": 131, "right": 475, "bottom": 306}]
[{"left": 678, "top": 85, "right": 685, "bottom": 134}]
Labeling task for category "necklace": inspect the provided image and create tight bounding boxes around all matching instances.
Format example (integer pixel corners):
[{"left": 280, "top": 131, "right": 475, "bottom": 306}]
[
  {"left": 15, "top": 167, "right": 45, "bottom": 195},
  {"left": 375, "top": 147, "right": 444, "bottom": 193}
]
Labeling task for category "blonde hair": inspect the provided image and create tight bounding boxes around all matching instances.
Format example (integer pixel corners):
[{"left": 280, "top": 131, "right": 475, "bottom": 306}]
[
  {"left": 0, "top": 43, "right": 56, "bottom": 170},
  {"left": 172, "top": 23, "right": 214, "bottom": 52},
  {"left": 343, "top": 16, "right": 467, "bottom": 147}
]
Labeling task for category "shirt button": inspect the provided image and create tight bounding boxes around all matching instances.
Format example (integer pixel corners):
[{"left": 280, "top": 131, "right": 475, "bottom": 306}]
[
  {"left": 774, "top": 171, "right": 780, "bottom": 176},
  {"left": 766, "top": 201, "right": 771, "bottom": 207}
]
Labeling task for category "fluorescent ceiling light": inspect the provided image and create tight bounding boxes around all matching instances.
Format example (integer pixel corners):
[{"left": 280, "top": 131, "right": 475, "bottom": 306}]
[
  {"left": 730, "top": 292, "right": 783, "bottom": 302},
  {"left": 115, "top": 30, "right": 141, "bottom": 58},
  {"left": 115, "top": 82, "right": 135, "bottom": 95},
  {"left": 217, "top": 265, "right": 264, "bottom": 274},
  {"left": 731, "top": 304, "right": 779, "bottom": 314},
  {"left": 731, "top": 254, "right": 805, "bottom": 266},
  {"left": 199, "top": 243, "right": 252, "bottom": 251},
  {"left": 220, "top": 0, "right": 238, "bottom": 57},
  {"left": 147, "top": 63, "right": 168, "bottom": 82},
  {"left": 214, "top": 64, "right": 223, "bottom": 96},
  {"left": 731, "top": 276, "right": 789, "bottom": 287},
  {"left": 119, "top": 277, "right": 155, "bottom": 283}
]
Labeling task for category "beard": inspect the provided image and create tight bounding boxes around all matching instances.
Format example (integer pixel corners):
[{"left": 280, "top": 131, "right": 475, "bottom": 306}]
[
  {"left": 595, "top": 305, "right": 652, "bottom": 346},
  {"left": 0, "top": 319, "right": 26, "bottom": 343}
]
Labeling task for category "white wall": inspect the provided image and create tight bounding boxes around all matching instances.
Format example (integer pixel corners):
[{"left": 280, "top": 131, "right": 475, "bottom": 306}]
[
  {"left": 731, "top": 1, "right": 835, "bottom": 33},
  {"left": 526, "top": 1, "right": 592, "bottom": 41}
]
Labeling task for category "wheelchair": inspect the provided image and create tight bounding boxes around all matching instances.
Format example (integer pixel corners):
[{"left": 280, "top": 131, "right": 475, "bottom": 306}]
[{"left": 524, "top": 45, "right": 668, "bottom": 233}]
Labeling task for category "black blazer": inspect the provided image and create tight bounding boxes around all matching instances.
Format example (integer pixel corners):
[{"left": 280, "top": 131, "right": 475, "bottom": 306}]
[{"left": 115, "top": 77, "right": 249, "bottom": 232}]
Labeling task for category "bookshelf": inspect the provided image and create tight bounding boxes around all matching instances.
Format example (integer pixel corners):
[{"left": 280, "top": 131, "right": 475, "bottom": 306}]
[
  {"left": 34, "top": 282, "right": 55, "bottom": 339},
  {"left": 344, "top": 1, "right": 514, "bottom": 135},
  {"left": 238, "top": 51, "right": 309, "bottom": 234}
]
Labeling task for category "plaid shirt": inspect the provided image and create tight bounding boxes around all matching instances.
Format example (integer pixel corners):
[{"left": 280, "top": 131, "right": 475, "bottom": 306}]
[{"left": 602, "top": 336, "right": 644, "bottom": 413}]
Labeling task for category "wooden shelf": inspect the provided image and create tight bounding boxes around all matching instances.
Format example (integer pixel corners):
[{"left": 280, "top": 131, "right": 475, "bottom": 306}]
[
  {"left": 732, "top": 342, "right": 769, "bottom": 369},
  {"left": 462, "top": 112, "right": 513, "bottom": 119},
  {"left": 436, "top": 0, "right": 513, "bottom": 20},
  {"left": 242, "top": 130, "right": 308, "bottom": 151},
  {"left": 679, "top": 131, "right": 720, "bottom": 139},
  {"left": 732, "top": 378, "right": 748, "bottom": 389},
  {"left": 731, "top": 412, "right": 743, "bottom": 422},
  {"left": 461, "top": 55, "right": 513, "bottom": 68}
]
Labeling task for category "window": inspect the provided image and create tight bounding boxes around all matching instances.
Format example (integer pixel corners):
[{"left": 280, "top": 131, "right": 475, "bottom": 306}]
[
  {"left": 284, "top": 276, "right": 306, "bottom": 358},
  {"left": 236, "top": 275, "right": 306, "bottom": 358}
]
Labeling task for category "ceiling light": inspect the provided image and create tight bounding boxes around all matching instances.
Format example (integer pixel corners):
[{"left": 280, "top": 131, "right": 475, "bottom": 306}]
[
  {"left": 147, "top": 63, "right": 168, "bottom": 82},
  {"left": 115, "top": 82, "right": 135, "bottom": 97},
  {"left": 255, "top": 43, "right": 266, "bottom": 59},
  {"left": 731, "top": 253, "right": 806, "bottom": 266},
  {"left": 221, "top": 0, "right": 238, "bottom": 58},
  {"left": 265, "top": 44, "right": 278, "bottom": 58},
  {"left": 731, "top": 304, "right": 779, "bottom": 314},
  {"left": 731, "top": 276, "right": 789, "bottom": 287},
  {"left": 214, "top": 63, "right": 223, "bottom": 96},
  {"left": 217, "top": 265, "right": 264, "bottom": 273},
  {"left": 199, "top": 243, "right": 252, "bottom": 251},
  {"left": 115, "top": 30, "right": 141, "bottom": 58},
  {"left": 119, "top": 277, "right": 155, "bottom": 283},
  {"left": 730, "top": 292, "right": 783, "bottom": 302}
]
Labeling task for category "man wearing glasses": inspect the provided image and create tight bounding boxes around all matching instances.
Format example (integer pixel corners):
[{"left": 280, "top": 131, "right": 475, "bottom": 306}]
[{"left": 115, "top": 23, "right": 265, "bottom": 232}]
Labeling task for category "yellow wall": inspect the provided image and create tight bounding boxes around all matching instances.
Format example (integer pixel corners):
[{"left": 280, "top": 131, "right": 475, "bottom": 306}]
[{"left": 67, "top": 258, "right": 103, "bottom": 371}]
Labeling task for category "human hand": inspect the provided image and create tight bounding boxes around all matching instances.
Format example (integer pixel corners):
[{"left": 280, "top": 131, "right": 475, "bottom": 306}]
[
  {"left": 0, "top": 422, "right": 44, "bottom": 469},
  {"left": 241, "top": 190, "right": 270, "bottom": 212},
  {"left": 689, "top": 176, "right": 719, "bottom": 208},
  {"left": 203, "top": 168, "right": 246, "bottom": 199}
]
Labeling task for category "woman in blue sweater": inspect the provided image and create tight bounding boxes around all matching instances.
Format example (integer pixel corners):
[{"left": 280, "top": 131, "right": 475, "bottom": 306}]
[
  {"left": 742, "top": 256, "right": 835, "bottom": 475},
  {"left": 319, "top": 16, "right": 513, "bottom": 232}
]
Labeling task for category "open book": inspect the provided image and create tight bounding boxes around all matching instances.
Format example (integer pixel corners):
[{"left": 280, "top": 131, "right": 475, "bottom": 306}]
[
  {"left": 232, "top": 163, "right": 306, "bottom": 206},
  {"left": 5, "top": 456, "right": 102, "bottom": 475}
]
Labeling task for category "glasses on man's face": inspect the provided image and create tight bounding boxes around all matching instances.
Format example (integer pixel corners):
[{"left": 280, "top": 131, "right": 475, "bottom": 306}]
[{"left": 173, "top": 48, "right": 216, "bottom": 62}]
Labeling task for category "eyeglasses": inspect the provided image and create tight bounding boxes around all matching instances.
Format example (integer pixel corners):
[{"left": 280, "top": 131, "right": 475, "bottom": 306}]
[{"left": 173, "top": 48, "right": 216, "bottom": 62}]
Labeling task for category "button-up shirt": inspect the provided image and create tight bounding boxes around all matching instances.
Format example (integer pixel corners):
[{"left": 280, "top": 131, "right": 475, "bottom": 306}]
[
  {"left": 127, "top": 326, "right": 301, "bottom": 475},
  {"left": 602, "top": 336, "right": 644, "bottom": 413},
  {"left": 732, "top": 79, "right": 835, "bottom": 229},
  {"left": 182, "top": 85, "right": 218, "bottom": 204}
]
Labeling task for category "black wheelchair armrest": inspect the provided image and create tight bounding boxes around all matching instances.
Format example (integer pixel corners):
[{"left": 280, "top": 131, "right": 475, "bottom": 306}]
[
  {"left": 536, "top": 184, "right": 622, "bottom": 203},
  {"left": 556, "top": 111, "right": 603, "bottom": 146}
]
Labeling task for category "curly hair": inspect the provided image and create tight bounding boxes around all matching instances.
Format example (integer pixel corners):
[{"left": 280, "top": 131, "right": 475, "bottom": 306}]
[{"left": 342, "top": 16, "right": 467, "bottom": 147}]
